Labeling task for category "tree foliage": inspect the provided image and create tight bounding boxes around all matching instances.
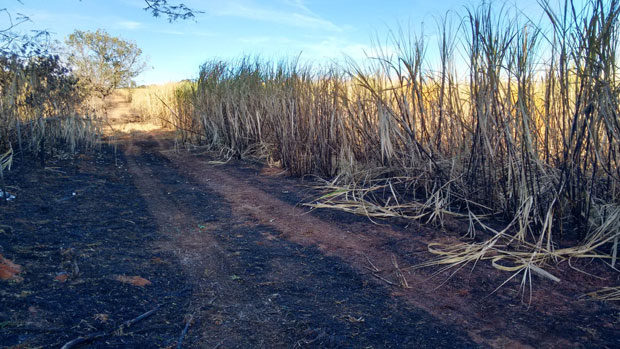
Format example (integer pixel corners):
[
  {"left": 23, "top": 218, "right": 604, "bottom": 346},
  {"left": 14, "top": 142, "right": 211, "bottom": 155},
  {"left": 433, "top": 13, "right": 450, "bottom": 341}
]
[
  {"left": 65, "top": 29, "right": 146, "bottom": 100},
  {"left": 0, "top": 8, "right": 49, "bottom": 57},
  {"left": 143, "top": 0, "right": 201, "bottom": 22}
]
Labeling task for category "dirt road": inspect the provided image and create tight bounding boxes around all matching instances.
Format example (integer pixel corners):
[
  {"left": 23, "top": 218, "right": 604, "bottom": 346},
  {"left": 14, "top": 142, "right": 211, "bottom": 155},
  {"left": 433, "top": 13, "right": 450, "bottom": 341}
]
[{"left": 0, "top": 95, "right": 617, "bottom": 347}]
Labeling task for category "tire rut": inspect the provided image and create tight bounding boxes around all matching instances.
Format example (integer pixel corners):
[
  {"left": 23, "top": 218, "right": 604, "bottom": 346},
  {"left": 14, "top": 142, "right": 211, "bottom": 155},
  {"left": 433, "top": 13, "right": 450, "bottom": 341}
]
[
  {"left": 122, "top": 133, "right": 479, "bottom": 348},
  {"left": 124, "top": 136, "right": 284, "bottom": 347},
  {"left": 156, "top": 143, "right": 526, "bottom": 348},
  {"left": 154, "top": 137, "right": 601, "bottom": 349}
]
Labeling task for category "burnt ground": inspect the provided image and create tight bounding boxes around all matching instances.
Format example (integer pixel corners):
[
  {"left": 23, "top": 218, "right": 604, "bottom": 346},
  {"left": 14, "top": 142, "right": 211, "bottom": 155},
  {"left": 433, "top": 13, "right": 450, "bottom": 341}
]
[{"left": 0, "top": 96, "right": 619, "bottom": 348}]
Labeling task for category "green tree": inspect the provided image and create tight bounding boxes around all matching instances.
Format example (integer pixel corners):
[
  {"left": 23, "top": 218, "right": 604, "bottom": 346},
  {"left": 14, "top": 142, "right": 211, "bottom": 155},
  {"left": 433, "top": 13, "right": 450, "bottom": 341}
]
[{"left": 65, "top": 29, "right": 146, "bottom": 100}]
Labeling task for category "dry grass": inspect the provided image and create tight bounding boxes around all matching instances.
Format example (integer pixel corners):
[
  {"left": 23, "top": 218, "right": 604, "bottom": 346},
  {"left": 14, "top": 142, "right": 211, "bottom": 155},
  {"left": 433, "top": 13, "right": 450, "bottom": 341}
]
[
  {"left": 0, "top": 55, "right": 101, "bottom": 166},
  {"left": 585, "top": 286, "right": 620, "bottom": 301},
  {"left": 130, "top": 0, "right": 620, "bottom": 296},
  {"left": 126, "top": 82, "right": 194, "bottom": 127}
]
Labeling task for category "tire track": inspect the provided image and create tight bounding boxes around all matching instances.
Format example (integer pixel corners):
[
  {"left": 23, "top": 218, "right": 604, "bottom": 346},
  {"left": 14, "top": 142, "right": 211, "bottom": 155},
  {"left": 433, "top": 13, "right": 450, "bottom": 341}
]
[{"left": 122, "top": 134, "right": 480, "bottom": 348}]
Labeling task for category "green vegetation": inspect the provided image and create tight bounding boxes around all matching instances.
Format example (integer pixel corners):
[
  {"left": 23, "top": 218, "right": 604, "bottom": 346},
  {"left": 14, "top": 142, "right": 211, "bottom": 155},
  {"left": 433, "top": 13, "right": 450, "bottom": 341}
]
[
  {"left": 66, "top": 29, "right": 146, "bottom": 102},
  {"left": 139, "top": 0, "right": 620, "bottom": 287}
]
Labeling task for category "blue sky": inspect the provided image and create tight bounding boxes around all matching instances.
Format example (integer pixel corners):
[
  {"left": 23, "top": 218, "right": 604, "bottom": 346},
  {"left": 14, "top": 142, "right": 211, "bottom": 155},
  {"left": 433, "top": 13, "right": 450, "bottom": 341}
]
[{"left": 5, "top": 0, "right": 558, "bottom": 85}]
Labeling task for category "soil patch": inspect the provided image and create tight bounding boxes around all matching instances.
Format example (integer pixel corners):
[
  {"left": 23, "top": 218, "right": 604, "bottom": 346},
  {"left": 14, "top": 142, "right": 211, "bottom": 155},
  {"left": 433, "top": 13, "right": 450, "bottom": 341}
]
[{"left": 0, "top": 147, "right": 191, "bottom": 347}]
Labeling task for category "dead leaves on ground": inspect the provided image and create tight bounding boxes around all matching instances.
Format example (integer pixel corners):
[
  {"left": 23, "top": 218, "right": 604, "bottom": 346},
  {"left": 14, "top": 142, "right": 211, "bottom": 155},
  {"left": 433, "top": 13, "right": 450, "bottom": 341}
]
[
  {"left": 1, "top": 251, "right": 152, "bottom": 287},
  {"left": 364, "top": 254, "right": 411, "bottom": 289},
  {"left": 0, "top": 254, "right": 23, "bottom": 282},
  {"left": 115, "top": 275, "right": 152, "bottom": 287},
  {"left": 93, "top": 313, "right": 110, "bottom": 323}
]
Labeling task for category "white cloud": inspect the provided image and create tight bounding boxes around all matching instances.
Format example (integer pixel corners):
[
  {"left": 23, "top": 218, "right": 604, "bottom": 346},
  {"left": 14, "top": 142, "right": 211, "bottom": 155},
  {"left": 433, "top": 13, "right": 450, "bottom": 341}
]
[
  {"left": 151, "top": 29, "right": 217, "bottom": 38},
  {"left": 234, "top": 34, "right": 377, "bottom": 64},
  {"left": 238, "top": 35, "right": 293, "bottom": 45},
  {"left": 212, "top": 1, "right": 344, "bottom": 32},
  {"left": 303, "top": 36, "right": 374, "bottom": 62},
  {"left": 279, "top": 0, "right": 311, "bottom": 13},
  {"left": 118, "top": 21, "right": 143, "bottom": 30}
]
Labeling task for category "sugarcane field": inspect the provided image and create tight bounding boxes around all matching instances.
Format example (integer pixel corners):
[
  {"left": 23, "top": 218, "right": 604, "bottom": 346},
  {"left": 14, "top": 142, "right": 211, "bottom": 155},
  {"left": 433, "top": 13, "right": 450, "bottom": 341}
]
[{"left": 1, "top": 0, "right": 619, "bottom": 347}]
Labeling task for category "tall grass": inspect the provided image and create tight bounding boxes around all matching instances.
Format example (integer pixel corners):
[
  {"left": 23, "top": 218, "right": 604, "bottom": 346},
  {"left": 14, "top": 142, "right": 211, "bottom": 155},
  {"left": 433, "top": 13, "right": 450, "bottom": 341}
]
[
  {"left": 0, "top": 55, "right": 101, "bottom": 163},
  {"left": 127, "top": 81, "right": 196, "bottom": 140},
  {"left": 145, "top": 0, "right": 620, "bottom": 280}
]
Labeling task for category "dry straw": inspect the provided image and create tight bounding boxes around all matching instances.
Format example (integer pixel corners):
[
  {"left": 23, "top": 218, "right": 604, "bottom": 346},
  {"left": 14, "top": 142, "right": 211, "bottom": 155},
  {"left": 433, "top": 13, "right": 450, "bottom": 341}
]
[
  {"left": 132, "top": 0, "right": 620, "bottom": 297},
  {"left": 1, "top": 55, "right": 101, "bottom": 164}
]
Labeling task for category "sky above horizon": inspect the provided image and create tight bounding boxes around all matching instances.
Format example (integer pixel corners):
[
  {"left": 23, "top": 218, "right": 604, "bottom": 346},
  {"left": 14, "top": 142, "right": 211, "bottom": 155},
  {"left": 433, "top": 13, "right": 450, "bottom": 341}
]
[{"left": 5, "top": 0, "right": 562, "bottom": 85}]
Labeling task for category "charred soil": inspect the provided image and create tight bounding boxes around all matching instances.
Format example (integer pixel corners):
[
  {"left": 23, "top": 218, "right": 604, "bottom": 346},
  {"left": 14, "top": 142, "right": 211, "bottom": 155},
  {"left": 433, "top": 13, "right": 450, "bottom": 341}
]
[{"left": 0, "top": 96, "right": 618, "bottom": 348}]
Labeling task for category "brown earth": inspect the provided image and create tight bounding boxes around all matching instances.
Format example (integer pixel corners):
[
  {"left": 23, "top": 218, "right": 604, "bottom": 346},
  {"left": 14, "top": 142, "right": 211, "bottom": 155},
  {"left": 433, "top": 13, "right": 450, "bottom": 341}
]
[{"left": 0, "top": 93, "right": 618, "bottom": 348}]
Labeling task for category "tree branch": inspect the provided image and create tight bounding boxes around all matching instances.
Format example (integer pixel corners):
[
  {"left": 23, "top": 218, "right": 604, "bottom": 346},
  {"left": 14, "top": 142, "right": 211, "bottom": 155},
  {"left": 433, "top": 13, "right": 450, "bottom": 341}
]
[{"left": 142, "top": 0, "right": 202, "bottom": 22}]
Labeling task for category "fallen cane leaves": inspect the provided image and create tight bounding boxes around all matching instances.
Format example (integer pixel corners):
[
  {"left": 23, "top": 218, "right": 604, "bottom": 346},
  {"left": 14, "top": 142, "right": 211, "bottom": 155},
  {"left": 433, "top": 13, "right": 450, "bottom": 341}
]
[
  {"left": 365, "top": 254, "right": 412, "bottom": 289},
  {"left": 54, "top": 272, "right": 70, "bottom": 283},
  {"left": 115, "top": 275, "right": 152, "bottom": 287},
  {"left": 93, "top": 313, "right": 110, "bottom": 323},
  {"left": 0, "top": 254, "right": 23, "bottom": 282}
]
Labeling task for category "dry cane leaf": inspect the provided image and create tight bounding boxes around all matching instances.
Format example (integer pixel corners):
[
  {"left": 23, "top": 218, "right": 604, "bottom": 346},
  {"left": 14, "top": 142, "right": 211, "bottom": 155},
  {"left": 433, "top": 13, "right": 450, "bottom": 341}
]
[
  {"left": 115, "top": 275, "right": 152, "bottom": 287},
  {"left": 0, "top": 254, "right": 22, "bottom": 281}
]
